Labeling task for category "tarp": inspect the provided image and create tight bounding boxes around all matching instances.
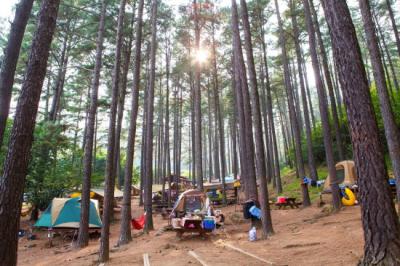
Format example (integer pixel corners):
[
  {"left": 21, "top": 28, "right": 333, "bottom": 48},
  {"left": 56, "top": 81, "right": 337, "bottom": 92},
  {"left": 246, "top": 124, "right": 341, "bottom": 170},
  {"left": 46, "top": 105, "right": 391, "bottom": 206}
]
[
  {"left": 172, "top": 189, "right": 207, "bottom": 213},
  {"left": 91, "top": 188, "right": 124, "bottom": 198},
  {"left": 34, "top": 197, "right": 102, "bottom": 228},
  {"left": 203, "top": 180, "right": 235, "bottom": 191},
  {"left": 324, "top": 160, "right": 357, "bottom": 192}
]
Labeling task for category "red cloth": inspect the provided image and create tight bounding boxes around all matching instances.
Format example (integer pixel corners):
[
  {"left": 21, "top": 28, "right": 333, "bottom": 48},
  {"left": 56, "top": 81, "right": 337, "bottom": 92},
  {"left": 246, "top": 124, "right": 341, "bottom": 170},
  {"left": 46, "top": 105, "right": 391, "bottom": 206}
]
[
  {"left": 131, "top": 214, "right": 145, "bottom": 230},
  {"left": 277, "top": 196, "right": 287, "bottom": 204}
]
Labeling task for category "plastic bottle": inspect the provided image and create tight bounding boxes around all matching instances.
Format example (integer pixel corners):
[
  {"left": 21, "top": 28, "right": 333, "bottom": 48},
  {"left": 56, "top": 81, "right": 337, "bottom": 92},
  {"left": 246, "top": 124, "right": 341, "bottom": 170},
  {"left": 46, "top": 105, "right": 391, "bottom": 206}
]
[{"left": 249, "top": 226, "right": 257, "bottom": 242}]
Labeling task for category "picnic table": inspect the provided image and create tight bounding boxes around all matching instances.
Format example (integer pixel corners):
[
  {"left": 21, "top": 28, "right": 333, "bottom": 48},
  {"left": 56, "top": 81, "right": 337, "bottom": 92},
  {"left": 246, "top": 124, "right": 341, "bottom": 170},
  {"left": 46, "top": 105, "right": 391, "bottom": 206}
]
[
  {"left": 275, "top": 197, "right": 301, "bottom": 209},
  {"left": 174, "top": 218, "right": 212, "bottom": 238}
]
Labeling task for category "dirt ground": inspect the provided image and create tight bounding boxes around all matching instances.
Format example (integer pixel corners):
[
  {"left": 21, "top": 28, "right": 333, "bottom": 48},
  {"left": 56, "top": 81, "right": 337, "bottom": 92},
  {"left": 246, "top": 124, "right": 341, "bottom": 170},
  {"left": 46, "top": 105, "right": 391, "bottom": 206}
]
[{"left": 18, "top": 200, "right": 364, "bottom": 266}]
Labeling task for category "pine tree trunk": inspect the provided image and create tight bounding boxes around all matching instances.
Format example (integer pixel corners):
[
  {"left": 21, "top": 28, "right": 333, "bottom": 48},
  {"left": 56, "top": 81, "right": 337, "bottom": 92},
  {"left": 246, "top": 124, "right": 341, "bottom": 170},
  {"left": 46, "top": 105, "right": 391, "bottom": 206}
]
[
  {"left": 49, "top": 30, "right": 70, "bottom": 121},
  {"left": 99, "top": 0, "right": 126, "bottom": 261},
  {"left": 275, "top": 0, "right": 311, "bottom": 206},
  {"left": 0, "top": 1, "right": 60, "bottom": 264},
  {"left": 143, "top": 0, "right": 158, "bottom": 232},
  {"left": 374, "top": 13, "right": 400, "bottom": 92},
  {"left": 310, "top": 0, "right": 344, "bottom": 161},
  {"left": 163, "top": 40, "right": 172, "bottom": 207},
  {"left": 322, "top": 1, "right": 400, "bottom": 264},
  {"left": 230, "top": 118, "right": 239, "bottom": 179},
  {"left": 207, "top": 83, "right": 214, "bottom": 182},
  {"left": 259, "top": 63, "right": 274, "bottom": 184},
  {"left": 259, "top": 22, "right": 282, "bottom": 192},
  {"left": 211, "top": 18, "right": 223, "bottom": 191},
  {"left": 115, "top": 7, "right": 136, "bottom": 190},
  {"left": 193, "top": 0, "right": 203, "bottom": 190},
  {"left": 301, "top": 53, "right": 316, "bottom": 129},
  {"left": 359, "top": 0, "right": 400, "bottom": 214},
  {"left": 0, "top": 0, "right": 34, "bottom": 148},
  {"left": 119, "top": 0, "right": 144, "bottom": 245},
  {"left": 240, "top": 0, "right": 273, "bottom": 236},
  {"left": 211, "top": 22, "right": 227, "bottom": 202},
  {"left": 76, "top": 0, "right": 107, "bottom": 249},
  {"left": 302, "top": 0, "right": 341, "bottom": 209},
  {"left": 290, "top": 0, "right": 319, "bottom": 184},
  {"left": 385, "top": 0, "right": 400, "bottom": 58},
  {"left": 190, "top": 71, "right": 196, "bottom": 185},
  {"left": 231, "top": 0, "right": 258, "bottom": 201}
]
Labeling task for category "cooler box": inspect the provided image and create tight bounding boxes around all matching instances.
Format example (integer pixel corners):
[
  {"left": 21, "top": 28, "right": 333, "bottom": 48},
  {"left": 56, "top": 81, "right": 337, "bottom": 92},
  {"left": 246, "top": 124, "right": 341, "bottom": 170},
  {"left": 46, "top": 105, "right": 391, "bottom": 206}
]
[{"left": 202, "top": 217, "right": 216, "bottom": 230}]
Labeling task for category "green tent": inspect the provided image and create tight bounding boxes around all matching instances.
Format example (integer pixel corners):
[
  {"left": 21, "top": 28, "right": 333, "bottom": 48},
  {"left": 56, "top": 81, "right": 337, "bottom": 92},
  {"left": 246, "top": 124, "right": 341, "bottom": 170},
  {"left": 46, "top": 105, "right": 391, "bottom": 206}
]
[{"left": 34, "top": 197, "right": 102, "bottom": 228}]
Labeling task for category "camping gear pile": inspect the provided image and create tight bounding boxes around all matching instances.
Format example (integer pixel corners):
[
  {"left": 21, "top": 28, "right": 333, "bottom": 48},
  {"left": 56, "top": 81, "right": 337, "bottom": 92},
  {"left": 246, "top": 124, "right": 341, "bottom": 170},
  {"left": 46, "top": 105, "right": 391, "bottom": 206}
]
[
  {"left": 170, "top": 189, "right": 222, "bottom": 238},
  {"left": 203, "top": 177, "right": 239, "bottom": 204}
]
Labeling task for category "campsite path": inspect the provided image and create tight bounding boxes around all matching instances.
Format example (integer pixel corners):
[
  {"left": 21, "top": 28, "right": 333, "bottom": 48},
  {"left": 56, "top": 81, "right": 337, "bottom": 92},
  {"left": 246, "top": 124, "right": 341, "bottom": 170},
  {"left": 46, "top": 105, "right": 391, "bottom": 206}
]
[{"left": 18, "top": 200, "right": 364, "bottom": 266}]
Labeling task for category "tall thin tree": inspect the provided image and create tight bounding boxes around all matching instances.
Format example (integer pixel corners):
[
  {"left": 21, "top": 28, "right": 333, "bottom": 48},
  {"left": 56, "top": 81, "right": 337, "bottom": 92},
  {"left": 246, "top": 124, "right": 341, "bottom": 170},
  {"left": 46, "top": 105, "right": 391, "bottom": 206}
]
[
  {"left": 0, "top": 0, "right": 60, "bottom": 264},
  {"left": 143, "top": 0, "right": 158, "bottom": 232},
  {"left": 358, "top": 0, "right": 400, "bottom": 212},
  {"left": 231, "top": 0, "right": 258, "bottom": 200},
  {"left": 240, "top": 0, "right": 273, "bottom": 237},
  {"left": 290, "top": 0, "right": 319, "bottom": 184},
  {"left": 99, "top": 0, "right": 126, "bottom": 262},
  {"left": 76, "top": 0, "right": 107, "bottom": 249},
  {"left": 119, "top": 0, "right": 145, "bottom": 245},
  {"left": 274, "top": 0, "right": 311, "bottom": 207},
  {"left": 0, "top": 0, "right": 34, "bottom": 147},
  {"left": 302, "top": 0, "right": 341, "bottom": 209},
  {"left": 193, "top": 0, "right": 203, "bottom": 190}
]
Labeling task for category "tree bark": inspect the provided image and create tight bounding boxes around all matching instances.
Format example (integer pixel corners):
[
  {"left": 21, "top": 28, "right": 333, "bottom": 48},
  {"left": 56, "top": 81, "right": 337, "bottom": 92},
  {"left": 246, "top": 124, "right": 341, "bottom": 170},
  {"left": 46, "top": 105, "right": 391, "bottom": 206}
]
[
  {"left": 302, "top": 0, "right": 341, "bottom": 209},
  {"left": 99, "top": 0, "right": 126, "bottom": 261},
  {"left": 301, "top": 52, "right": 316, "bottom": 129},
  {"left": 143, "top": 0, "right": 158, "bottom": 232},
  {"left": 212, "top": 27, "right": 228, "bottom": 202},
  {"left": 373, "top": 12, "right": 400, "bottom": 92},
  {"left": 322, "top": 1, "right": 400, "bottom": 264},
  {"left": 259, "top": 20, "right": 282, "bottom": 192},
  {"left": 193, "top": 0, "right": 203, "bottom": 190},
  {"left": 290, "top": 0, "right": 319, "bottom": 184},
  {"left": 240, "top": 0, "right": 273, "bottom": 237},
  {"left": 115, "top": 5, "right": 136, "bottom": 190},
  {"left": 385, "top": 0, "right": 400, "bottom": 58},
  {"left": 359, "top": 0, "right": 400, "bottom": 213},
  {"left": 0, "top": 0, "right": 34, "bottom": 148},
  {"left": 275, "top": 0, "right": 311, "bottom": 206},
  {"left": 0, "top": 0, "right": 60, "bottom": 264},
  {"left": 163, "top": 37, "right": 172, "bottom": 207},
  {"left": 76, "top": 0, "right": 107, "bottom": 249},
  {"left": 231, "top": 0, "right": 258, "bottom": 201},
  {"left": 210, "top": 18, "right": 223, "bottom": 192},
  {"left": 48, "top": 30, "right": 70, "bottom": 122},
  {"left": 310, "top": 0, "right": 344, "bottom": 161},
  {"left": 119, "top": 0, "right": 145, "bottom": 245}
]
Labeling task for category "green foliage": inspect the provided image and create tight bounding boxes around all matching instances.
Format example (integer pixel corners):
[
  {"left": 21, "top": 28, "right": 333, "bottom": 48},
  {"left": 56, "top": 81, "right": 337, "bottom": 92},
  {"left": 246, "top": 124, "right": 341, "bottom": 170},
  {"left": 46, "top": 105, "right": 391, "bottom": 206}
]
[
  {"left": 24, "top": 121, "right": 81, "bottom": 210},
  {"left": 287, "top": 82, "right": 400, "bottom": 170},
  {"left": 271, "top": 166, "right": 323, "bottom": 202}
]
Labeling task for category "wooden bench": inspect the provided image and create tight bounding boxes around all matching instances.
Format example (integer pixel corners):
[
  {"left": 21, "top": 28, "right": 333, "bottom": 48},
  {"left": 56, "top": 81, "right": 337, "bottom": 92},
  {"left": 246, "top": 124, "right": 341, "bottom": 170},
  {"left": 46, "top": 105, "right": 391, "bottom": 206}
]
[{"left": 275, "top": 198, "right": 301, "bottom": 209}]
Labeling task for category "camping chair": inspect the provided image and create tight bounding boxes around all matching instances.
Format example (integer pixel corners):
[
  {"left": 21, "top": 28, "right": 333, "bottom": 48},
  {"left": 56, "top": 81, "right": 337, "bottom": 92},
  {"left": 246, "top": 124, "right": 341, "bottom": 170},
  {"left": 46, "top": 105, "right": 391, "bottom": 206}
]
[{"left": 131, "top": 213, "right": 146, "bottom": 230}]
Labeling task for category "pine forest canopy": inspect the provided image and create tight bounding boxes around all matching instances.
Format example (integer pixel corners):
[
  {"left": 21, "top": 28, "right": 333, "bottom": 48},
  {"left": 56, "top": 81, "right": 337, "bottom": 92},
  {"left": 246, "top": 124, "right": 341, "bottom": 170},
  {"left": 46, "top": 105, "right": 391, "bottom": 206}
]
[{"left": 0, "top": 0, "right": 400, "bottom": 265}]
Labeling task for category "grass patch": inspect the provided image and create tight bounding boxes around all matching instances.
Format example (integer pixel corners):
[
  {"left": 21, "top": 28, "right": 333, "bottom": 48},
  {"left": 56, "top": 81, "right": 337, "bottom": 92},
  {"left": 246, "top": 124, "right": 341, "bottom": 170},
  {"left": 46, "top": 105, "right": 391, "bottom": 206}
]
[{"left": 268, "top": 165, "right": 326, "bottom": 203}]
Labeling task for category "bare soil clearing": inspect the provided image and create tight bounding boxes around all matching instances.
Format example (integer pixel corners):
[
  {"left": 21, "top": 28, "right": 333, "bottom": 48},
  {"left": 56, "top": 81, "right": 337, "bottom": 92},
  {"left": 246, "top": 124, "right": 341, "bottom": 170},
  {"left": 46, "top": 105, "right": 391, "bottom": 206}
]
[{"left": 18, "top": 200, "right": 363, "bottom": 266}]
